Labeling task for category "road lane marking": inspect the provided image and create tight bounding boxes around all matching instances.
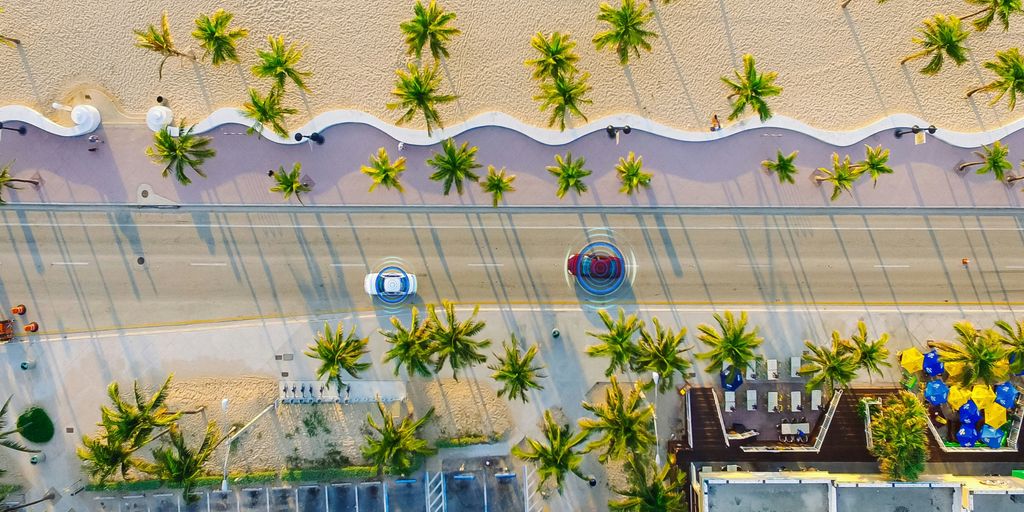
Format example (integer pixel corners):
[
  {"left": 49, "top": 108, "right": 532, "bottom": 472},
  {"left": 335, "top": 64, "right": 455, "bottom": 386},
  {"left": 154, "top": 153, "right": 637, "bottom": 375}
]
[
  {"left": 873, "top": 264, "right": 910, "bottom": 268},
  {"left": 51, "top": 261, "right": 88, "bottom": 266},
  {"left": 468, "top": 263, "right": 504, "bottom": 267},
  {"left": 189, "top": 262, "right": 227, "bottom": 267},
  {"left": 330, "top": 263, "right": 364, "bottom": 267},
  {"left": 736, "top": 264, "right": 771, "bottom": 268}
]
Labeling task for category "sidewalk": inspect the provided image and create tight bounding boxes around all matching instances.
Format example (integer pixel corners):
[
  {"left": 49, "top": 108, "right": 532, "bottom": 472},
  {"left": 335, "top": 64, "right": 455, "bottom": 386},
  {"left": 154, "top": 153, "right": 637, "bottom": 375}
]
[{"left": 0, "top": 118, "right": 1021, "bottom": 208}]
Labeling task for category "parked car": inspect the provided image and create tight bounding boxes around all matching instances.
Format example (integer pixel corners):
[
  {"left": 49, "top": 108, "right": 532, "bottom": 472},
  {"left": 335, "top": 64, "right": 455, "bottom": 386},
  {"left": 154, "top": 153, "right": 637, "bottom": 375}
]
[
  {"left": 364, "top": 271, "right": 417, "bottom": 297},
  {"left": 567, "top": 253, "right": 622, "bottom": 279}
]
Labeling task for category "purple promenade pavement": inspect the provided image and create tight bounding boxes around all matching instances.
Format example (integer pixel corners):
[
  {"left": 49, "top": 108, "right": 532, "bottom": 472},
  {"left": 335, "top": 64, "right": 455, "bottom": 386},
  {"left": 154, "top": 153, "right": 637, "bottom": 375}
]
[{"left": 0, "top": 121, "right": 1021, "bottom": 207}]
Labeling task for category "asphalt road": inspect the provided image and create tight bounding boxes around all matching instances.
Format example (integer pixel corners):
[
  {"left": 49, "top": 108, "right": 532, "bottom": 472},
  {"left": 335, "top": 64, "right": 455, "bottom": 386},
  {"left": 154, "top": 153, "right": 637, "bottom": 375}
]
[{"left": 0, "top": 207, "right": 1021, "bottom": 334}]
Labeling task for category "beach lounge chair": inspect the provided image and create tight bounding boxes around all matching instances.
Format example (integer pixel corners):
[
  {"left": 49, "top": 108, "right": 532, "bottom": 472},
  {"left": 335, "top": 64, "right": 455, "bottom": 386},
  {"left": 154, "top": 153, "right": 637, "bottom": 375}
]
[
  {"left": 811, "top": 390, "right": 822, "bottom": 411},
  {"left": 768, "top": 391, "right": 779, "bottom": 412},
  {"left": 791, "top": 356, "right": 802, "bottom": 378},
  {"left": 767, "top": 359, "right": 779, "bottom": 380},
  {"left": 745, "top": 364, "right": 756, "bottom": 380},
  {"left": 747, "top": 389, "right": 757, "bottom": 411},
  {"left": 791, "top": 391, "right": 802, "bottom": 412},
  {"left": 725, "top": 391, "right": 736, "bottom": 412}
]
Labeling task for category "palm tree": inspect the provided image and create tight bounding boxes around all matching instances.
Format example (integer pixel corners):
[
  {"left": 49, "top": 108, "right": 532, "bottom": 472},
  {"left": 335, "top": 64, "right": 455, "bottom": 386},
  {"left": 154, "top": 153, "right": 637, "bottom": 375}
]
[
  {"left": 815, "top": 153, "right": 862, "bottom": 201},
  {"left": 380, "top": 307, "right": 434, "bottom": 378},
  {"left": 525, "top": 32, "right": 580, "bottom": 81},
  {"left": 586, "top": 308, "right": 642, "bottom": 377},
  {"left": 841, "top": 0, "right": 891, "bottom": 9},
  {"left": 798, "top": 335, "right": 859, "bottom": 393},
  {"left": 269, "top": 162, "right": 310, "bottom": 204},
  {"left": 616, "top": 152, "right": 653, "bottom": 195},
  {"left": 721, "top": 54, "right": 782, "bottom": 122},
  {"left": 0, "top": 162, "right": 40, "bottom": 205},
  {"left": 695, "top": 310, "right": 763, "bottom": 383},
  {"left": 994, "top": 319, "right": 1024, "bottom": 374},
  {"left": 511, "top": 409, "right": 589, "bottom": 494},
  {"left": 534, "top": 72, "right": 592, "bottom": 131},
  {"left": 593, "top": 0, "right": 657, "bottom": 66},
  {"left": 387, "top": 62, "right": 457, "bottom": 136},
  {"left": 0, "top": 7, "right": 20, "bottom": 47},
  {"left": 146, "top": 422, "right": 232, "bottom": 501},
  {"left": 427, "top": 138, "right": 482, "bottom": 195},
  {"left": 856, "top": 144, "right": 894, "bottom": 186},
  {"left": 77, "top": 434, "right": 141, "bottom": 484},
  {"left": 488, "top": 335, "right": 546, "bottom": 403},
  {"left": 547, "top": 152, "right": 592, "bottom": 198},
  {"left": 900, "top": 15, "right": 969, "bottom": 76},
  {"left": 609, "top": 455, "right": 686, "bottom": 511},
  {"left": 426, "top": 301, "right": 491, "bottom": 380},
  {"left": 480, "top": 165, "right": 516, "bottom": 207},
  {"left": 928, "top": 321, "right": 1010, "bottom": 387},
  {"left": 958, "top": 141, "right": 1013, "bottom": 181},
  {"left": 251, "top": 35, "right": 311, "bottom": 92},
  {"left": 241, "top": 87, "right": 296, "bottom": 139},
  {"left": 870, "top": 391, "right": 929, "bottom": 481},
  {"left": 191, "top": 9, "right": 248, "bottom": 66},
  {"left": 0, "top": 397, "right": 38, "bottom": 456},
  {"left": 966, "top": 48, "right": 1024, "bottom": 110},
  {"left": 579, "top": 376, "right": 656, "bottom": 463},
  {"left": 146, "top": 120, "right": 216, "bottom": 186},
  {"left": 634, "top": 317, "right": 692, "bottom": 394},
  {"left": 362, "top": 400, "right": 436, "bottom": 477},
  {"left": 961, "top": 0, "right": 1023, "bottom": 32},
  {"left": 100, "top": 375, "right": 182, "bottom": 448},
  {"left": 134, "top": 12, "right": 196, "bottom": 79},
  {"left": 400, "top": 0, "right": 460, "bottom": 61},
  {"left": 846, "top": 320, "right": 892, "bottom": 381},
  {"left": 362, "top": 147, "right": 407, "bottom": 193},
  {"left": 304, "top": 321, "right": 372, "bottom": 393},
  {"left": 761, "top": 150, "right": 799, "bottom": 184}
]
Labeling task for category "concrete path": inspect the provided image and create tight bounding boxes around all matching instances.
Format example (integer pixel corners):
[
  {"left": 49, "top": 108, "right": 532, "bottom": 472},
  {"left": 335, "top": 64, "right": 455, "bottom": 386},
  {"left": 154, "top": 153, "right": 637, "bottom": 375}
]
[{"left": 0, "top": 121, "right": 1021, "bottom": 208}]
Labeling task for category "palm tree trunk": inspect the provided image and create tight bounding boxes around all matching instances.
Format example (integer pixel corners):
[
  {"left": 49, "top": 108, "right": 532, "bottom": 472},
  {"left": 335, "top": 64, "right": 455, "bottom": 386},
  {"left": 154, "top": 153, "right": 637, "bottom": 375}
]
[
  {"left": 1006, "top": 175, "right": 1024, "bottom": 183},
  {"left": 958, "top": 161, "right": 982, "bottom": 172},
  {"left": 900, "top": 50, "right": 930, "bottom": 65},
  {"left": 840, "top": 0, "right": 853, "bottom": 8},
  {"left": 7, "top": 178, "right": 38, "bottom": 186},
  {"left": 0, "top": 35, "right": 19, "bottom": 46},
  {"left": 181, "top": 406, "right": 205, "bottom": 415},
  {"left": 965, "top": 85, "right": 990, "bottom": 98},
  {"left": 960, "top": 7, "right": 990, "bottom": 21},
  {"left": 814, "top": 175, "right": 828, "bottom": 184}
]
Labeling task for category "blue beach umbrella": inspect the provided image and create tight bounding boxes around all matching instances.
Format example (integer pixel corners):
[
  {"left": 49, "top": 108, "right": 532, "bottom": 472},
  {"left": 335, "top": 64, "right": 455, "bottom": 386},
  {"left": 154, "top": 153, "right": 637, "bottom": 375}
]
[
  {"left": 995, "top": 382, "right": 1019, "bottom": 409},
  {"left": 922, "top": 350, "right": 945, "bottom": 377},
  {"left": 956, "top": 426, "right": 979, "bottom": 447},
  {"left": 980, "top": 425, "right": 1004, "bottom": 449},
  {"left": 720, "top": 369, "right": 743, "bottom": 391},
  {"left": 959, "top": 400, "right": 981, "bottom": 426},
  {"left": 924, "top": 380, "right": 949, "bottom": 406}
]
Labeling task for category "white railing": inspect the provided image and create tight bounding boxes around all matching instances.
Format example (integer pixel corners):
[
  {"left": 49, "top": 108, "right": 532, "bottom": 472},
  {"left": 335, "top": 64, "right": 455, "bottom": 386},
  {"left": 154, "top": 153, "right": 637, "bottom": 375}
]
[
  {"left": 710, "top": 389, "right": 730, "bottom": 447},
  {"left": 862, "top": 398, "right": 881, "bottom": 451},
  {"left": 686, "top": 387, "right": 694, "bottom": 449},
  {"left": 926, "top": 397, "right": 1020, "bottom": 453},
  {"left": 523, "top": 464, "right": 544, "bottom": 512},
  {"left": 426, "top": 471, "right": 445, "bottom": 512}
]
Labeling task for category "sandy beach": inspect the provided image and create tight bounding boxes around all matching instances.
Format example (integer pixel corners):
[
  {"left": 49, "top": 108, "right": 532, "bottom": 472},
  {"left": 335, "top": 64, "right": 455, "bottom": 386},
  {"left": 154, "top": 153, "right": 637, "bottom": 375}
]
[{"left": 1, "top": 1, "right": 1022, "bottom": 134}]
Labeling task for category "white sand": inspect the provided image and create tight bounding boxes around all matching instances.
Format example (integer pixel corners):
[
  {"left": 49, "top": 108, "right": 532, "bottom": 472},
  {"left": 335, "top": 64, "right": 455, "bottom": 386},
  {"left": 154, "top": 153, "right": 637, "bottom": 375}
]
[
  {"left": 0, "top": 1, "right": 1021, "bottom": 133},
  {"left": 163, "top": 376, "right": 510, "bottom": 475}
]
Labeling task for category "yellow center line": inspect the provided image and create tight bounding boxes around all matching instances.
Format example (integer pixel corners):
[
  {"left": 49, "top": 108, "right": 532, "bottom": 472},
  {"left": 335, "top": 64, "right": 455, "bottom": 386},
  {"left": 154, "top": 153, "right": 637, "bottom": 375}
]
[{"left": 15, "top": 299, "right": 1023, "bottom": 339}]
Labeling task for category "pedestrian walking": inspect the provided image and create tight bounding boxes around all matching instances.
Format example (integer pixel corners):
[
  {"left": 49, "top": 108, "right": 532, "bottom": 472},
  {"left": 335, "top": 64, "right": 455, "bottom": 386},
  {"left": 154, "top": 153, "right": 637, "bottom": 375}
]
[
  {"left": 87, "top": 134, "right": 104, "bottom": 152},
  {"left": 710, "top": 114, "right": 722, "bottom": 132}
]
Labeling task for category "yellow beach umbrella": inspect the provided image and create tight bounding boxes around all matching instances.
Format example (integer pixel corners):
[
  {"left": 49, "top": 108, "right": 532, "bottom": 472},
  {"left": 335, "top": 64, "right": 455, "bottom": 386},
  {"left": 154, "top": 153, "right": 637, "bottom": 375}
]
[
  {"left": 900, "top": 348, "right": 924, "bottom": 373},
  {"left": 945, "top": 361, "right": 964, "bottom": 377},
  {"left": 972, "top": 384, "right": 996, "bottom": 409},
  {"left": 948, "top": 385, "right": 970, "bottom": 409},
  {"left": 985, "top": 402, "right": 1007, "bottom": 428}
]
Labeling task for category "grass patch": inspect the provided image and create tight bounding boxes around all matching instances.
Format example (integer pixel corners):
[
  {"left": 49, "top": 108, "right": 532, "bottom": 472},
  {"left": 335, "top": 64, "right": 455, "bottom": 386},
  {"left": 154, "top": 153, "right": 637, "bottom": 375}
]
[
  {"left": 435, "top": 433, "right": 502, "bottom": 448},
  {"left": 84, "top": 479, "right": 163, "bottom": 492},
  {"left": 283, "top": 466, "right": 376, "bottom": 482},
  {"left": 0, "top": 484, "right": 21, "bottom": 502},
  {"left": 16, "top": 407, "right": 54, "bottom": 444},
  {"left": 302, "top": 408, "right": 331, "bottom": 437}
]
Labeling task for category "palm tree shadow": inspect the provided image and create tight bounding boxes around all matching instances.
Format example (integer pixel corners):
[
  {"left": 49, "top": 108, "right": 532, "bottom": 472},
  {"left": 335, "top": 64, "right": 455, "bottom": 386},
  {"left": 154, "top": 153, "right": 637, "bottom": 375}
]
[
  {"left": 841, "top": 10, "right": 888, "bottom": 111},
  {"left": 649, "top": 2, "right": 702, "bottom": 126},
  {"left": 897, "top": 66, "right": 928, "bottom": 119},
  {"left": 191, "top": 61, "right": 214, "bottom": 113},
  {"left": 15, "top": 45, "right": 44, "bottom": 105},
  {"left": 715, "top": 0, "right": 740, "bottom": 68},
  {"left": 622, "top": 65, "right": 647, "bottom": 116},
  {"left": 440, "top": 58, "right": 469, "bottom": 124}
]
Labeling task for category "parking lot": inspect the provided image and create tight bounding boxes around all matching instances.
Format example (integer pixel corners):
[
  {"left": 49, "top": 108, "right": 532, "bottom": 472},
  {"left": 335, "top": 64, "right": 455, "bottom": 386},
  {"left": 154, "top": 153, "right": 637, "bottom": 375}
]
[{"left": 87, "top": 462, "right": 523, "bottom": 512}]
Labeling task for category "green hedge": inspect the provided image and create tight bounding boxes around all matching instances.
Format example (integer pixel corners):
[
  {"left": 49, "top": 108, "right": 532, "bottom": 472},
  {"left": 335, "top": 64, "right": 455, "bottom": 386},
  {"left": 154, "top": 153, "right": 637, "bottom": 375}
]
[
  {"left": 85, "top": 479, "right": 163, "bottom": 492},
  {"left": 0, "top": 484, "right": 21, "bottom": 502},
  {"left": 16, "top": 407, "right": 54, "bottom": 444},
  {"left": 435, "top": 434, "right": 501, "bottom": 448},
  {"left": 83, "top": 466, "right": 380, "bottom": 492},
  {"left": 283, "top": 467, "right": 376, "bottom": 482}
]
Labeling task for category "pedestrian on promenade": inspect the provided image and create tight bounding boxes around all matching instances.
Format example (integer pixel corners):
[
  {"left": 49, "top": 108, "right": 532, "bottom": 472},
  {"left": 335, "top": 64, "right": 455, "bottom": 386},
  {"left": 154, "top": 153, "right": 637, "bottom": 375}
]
[
  {"left": 710, "top": 114, "right": 722, "bottom": 132},
  {"left": 87, "top": 134, "right": 103, "bottom": 152}
]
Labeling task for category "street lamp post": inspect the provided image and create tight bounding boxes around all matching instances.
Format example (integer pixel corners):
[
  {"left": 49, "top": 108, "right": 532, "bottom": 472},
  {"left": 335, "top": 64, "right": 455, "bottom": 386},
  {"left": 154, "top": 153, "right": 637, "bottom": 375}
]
[
  {"left": 293, "top": 132, "right": 324, "bottom": 145},
  {"left": 650, "top": 371, "right": 662, "bottom": 467},
  {"left": 894, "top": 125, "right": 936, "bottom": 139},
  {"left": 1, "top": 488, "right": 59, "bottom": 512},
  {"left": 0, "top": 122, "right": 27, "bottom": 136}
]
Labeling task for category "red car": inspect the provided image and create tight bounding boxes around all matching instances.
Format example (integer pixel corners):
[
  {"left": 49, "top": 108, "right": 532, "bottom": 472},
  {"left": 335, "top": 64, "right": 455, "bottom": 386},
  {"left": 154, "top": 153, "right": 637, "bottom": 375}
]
[{"left": 567, "top": 253, "right": 623, "bottom": 279}]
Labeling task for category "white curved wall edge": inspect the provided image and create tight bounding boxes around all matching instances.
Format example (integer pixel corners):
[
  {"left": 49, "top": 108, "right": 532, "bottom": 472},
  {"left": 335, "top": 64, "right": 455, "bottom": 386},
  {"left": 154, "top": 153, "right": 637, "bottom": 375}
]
[{"left": 0, "top": 105, "right": 101, "bottom": 137}]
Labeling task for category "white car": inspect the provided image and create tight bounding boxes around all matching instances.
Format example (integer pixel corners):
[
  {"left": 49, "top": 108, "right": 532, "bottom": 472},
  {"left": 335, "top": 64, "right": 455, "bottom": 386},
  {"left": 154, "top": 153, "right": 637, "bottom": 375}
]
[{"left": 364, "top": 271, "right": 417, "bottom": 297}]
